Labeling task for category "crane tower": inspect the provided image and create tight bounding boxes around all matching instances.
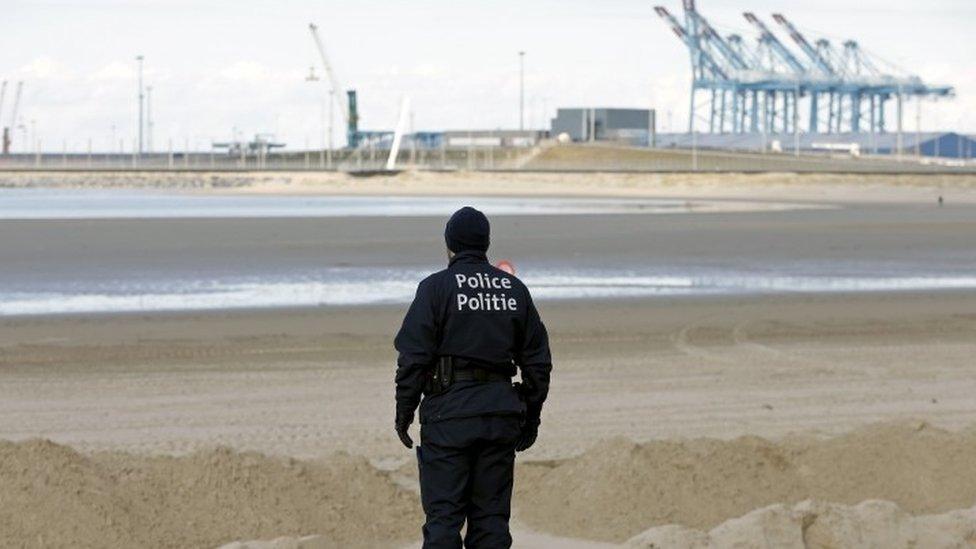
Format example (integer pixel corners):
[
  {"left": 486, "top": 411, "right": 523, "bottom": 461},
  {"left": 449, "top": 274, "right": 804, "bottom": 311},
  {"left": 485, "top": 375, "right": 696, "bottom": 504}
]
[
  {"left": 308, "top": 23, "right": 360, "bottom": 147},
  {"left": 3, "top": 81, "right": 23, "bottom": 155}
]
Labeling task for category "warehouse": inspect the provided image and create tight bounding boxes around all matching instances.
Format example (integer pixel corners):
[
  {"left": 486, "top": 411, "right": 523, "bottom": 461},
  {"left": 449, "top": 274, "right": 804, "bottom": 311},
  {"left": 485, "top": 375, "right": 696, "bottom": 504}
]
[{"left": 551, "top": 108, "right": 657, "bottom": 145}]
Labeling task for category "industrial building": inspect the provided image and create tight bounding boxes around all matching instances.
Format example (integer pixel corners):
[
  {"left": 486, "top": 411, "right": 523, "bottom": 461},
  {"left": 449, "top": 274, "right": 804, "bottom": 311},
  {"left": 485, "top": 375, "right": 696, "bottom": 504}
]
[
  {"left": 551, "top": 108, "right": 656, "bottom": 145},
  {"left": 654, "top": 1, "right": 953, "bottom": 135}
]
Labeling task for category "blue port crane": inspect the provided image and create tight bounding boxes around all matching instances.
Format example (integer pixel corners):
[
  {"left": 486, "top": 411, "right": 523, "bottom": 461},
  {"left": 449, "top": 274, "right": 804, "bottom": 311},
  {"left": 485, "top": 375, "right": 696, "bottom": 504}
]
[
  {"left": 654, "top": 1, "right": 955, "bottom": 137},
  {"left": 656, "top": 1, "right": 781, "bottom": 133}
]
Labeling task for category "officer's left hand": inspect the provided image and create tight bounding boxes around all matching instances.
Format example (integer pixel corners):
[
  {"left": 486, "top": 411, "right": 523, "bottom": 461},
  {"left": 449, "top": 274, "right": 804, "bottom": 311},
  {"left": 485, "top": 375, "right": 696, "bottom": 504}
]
[
  {"left": 515, "top": 421, "right": 539, "bottom": 452},
  {"left": 395, "top": 411, "right": 414, "bottom": 449}
]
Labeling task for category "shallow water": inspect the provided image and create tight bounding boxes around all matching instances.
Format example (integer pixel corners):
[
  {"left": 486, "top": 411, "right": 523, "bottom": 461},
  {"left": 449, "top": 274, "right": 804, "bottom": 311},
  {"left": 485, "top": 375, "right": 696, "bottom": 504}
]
[{"left": 0, "top": 189, "right": 707, "bottom": 219}]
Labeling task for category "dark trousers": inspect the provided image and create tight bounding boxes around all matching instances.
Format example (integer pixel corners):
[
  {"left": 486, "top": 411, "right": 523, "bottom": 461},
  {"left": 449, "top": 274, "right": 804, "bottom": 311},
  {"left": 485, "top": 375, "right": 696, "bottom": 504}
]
[{"left": 417, "top": 415, "right": 522, "bottom": 549}]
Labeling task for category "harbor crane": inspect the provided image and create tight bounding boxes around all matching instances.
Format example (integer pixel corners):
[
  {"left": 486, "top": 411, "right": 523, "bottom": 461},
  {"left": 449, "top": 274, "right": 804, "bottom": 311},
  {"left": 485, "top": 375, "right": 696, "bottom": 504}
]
[
  {"left": 655, "top": 1, "right": 953, "bottom": 135},
  {"left": 3, "top": 81, "right": 23, "bottom": 155},
  {"left": 308, "top": 23, "right": 360, "bottom": 147}
]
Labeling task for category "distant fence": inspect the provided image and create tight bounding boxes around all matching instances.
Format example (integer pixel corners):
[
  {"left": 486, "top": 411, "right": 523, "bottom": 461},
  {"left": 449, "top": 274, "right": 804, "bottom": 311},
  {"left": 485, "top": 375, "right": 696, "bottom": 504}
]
[
  {"left": 1, "top": 143, "right": 973, "bottom": 174},
  {"left": 518, "top": 144, "right": 976, "bottom": 174},
  {"left": 0, "top": 146, "right": 535, "bottom": 172}
]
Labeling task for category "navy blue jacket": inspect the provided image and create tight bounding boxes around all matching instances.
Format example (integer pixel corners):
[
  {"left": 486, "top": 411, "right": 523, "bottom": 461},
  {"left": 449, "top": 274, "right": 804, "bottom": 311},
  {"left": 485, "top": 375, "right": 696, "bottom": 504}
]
[{"left": 394, "top": 250, "right": 552, "bottom": 425}]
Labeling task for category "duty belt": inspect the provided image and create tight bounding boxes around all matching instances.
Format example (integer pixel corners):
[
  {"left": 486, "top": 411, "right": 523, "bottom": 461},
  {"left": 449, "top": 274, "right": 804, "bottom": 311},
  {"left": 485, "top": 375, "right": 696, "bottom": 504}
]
[
  {"left": 452, "top": 368, "right": 512, "bottom": 382},
  {"left": 425, "top": 356, "right": 512, "bottom": 395}
]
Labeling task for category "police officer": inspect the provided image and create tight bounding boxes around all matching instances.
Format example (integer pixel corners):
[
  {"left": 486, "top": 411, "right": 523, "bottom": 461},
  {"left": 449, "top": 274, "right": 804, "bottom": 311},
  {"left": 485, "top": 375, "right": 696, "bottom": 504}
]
[{"left": 394, "top": 206, "right": 552, "bottom": 549}]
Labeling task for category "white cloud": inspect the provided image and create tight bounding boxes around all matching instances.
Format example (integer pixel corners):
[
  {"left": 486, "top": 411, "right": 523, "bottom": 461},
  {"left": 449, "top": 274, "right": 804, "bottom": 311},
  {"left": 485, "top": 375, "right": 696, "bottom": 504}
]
[
  {"left": 17, "top": 56, "right": 71, "bottom": 80},
  {"left": 217, "top": 61, "right": 273, "bottom": 82},
  {"left": 90, "top": 62, "right": 135, "bottom": 82}
]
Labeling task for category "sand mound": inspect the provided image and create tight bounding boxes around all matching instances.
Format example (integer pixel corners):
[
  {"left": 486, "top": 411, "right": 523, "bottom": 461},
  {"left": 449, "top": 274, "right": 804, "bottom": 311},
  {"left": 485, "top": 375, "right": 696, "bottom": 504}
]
[
  {"left": 0, "top": 439, "right": 145, "bottom": 547},
  {"left": 0, "top": 439, "right": 420, "bottom": 549},
  {"left": 625, "top": 499, "right": 976, "bottom": 549},
  {"left": 6, "top": 422, "right": 976, "bottom": 547},
  {"left": 516, "top": 421, "right": 976, "bottom": 542}
]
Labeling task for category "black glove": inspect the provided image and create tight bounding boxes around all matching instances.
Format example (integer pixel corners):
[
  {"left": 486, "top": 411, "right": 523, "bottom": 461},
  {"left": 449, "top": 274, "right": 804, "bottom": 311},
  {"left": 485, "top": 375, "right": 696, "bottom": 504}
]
[
  {"left": 395, "top": 410, "right": 414, "bottom": 449},
  {"left": 515, "top": 420, "right": 539, "bottom": 452}
]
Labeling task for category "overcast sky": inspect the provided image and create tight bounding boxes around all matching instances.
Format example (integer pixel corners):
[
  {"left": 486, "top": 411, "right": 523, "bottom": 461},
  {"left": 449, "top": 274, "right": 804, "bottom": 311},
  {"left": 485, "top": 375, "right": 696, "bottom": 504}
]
[{"left": 3, "top": 0, "right": 974, "bottom": 151}]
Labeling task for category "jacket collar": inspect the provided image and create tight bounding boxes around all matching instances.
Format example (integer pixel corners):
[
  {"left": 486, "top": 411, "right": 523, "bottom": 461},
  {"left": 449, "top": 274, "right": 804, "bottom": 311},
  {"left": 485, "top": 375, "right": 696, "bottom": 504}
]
[{"left": 449, "top": 249, "right": 488, "bottom": 266}]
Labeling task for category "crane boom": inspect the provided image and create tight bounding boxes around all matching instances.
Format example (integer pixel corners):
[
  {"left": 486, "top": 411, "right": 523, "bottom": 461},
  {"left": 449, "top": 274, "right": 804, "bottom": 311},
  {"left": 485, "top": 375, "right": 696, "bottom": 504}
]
[
  {"left": 682, "top": 1, "right": 749, "bottom": 71},
  {"left": 654, "top": 6, "right": 728, "bottom": 80},
  {"left": 841, "top": 40, "right": 882, "bottom": 78},
  {"left": 654, "top": 5, "right": 687, "bottom": 39},
  {"left": 772, "top": 14, "right": 835, "bottom": 76},
  {"left": 308, "top": 23, "right": 349, "bottom": 128},
  {"left": 9, "top": 81, "right": 23, "bottom": 129},
  {"left": 699, "top": 23, "right": 749, "bottom": 71},
  {"left": 742, "top": 12, "right": 806, "bottom": 74}
]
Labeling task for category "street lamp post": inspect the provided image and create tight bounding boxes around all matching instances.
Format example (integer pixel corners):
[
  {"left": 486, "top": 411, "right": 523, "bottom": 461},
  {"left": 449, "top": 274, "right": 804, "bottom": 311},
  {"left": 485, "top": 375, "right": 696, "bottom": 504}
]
[
  {"left": 895, "top": 84, "right": 904, "bottom": 161},
  {"left": 519, "top": 51, "right": 525, "bottom": 131},
  {"left": 794, "top": 79, "right": 800, "bottom": 158},
  {"left": 146, "top": 85, "right": 153, "bottom": 153},
  {"left": 305, "top": 66, "right": 326, "bottom": 168},
  {"left": 136, "top": 55, "right": 144, "bottom": 156},
  {"left": 328, "top": 89, "right": 334, "bottom": 168}
]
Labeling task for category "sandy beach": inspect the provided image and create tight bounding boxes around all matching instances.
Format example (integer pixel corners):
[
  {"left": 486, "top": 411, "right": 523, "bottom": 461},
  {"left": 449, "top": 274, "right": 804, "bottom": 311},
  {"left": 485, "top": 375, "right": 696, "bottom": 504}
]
[
  {"left": 3, "top": 291, "right": 976, "bottom": 459},
  {"left": 2, "top": 170, "right": 976, "bottom": 547}
]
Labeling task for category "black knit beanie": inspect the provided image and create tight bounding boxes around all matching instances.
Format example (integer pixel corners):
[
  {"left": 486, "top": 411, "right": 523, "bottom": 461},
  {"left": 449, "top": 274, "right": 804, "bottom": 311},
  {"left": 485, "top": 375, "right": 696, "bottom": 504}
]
[{"left": 445, "top": 206, "right": 490, "bottom": 253}]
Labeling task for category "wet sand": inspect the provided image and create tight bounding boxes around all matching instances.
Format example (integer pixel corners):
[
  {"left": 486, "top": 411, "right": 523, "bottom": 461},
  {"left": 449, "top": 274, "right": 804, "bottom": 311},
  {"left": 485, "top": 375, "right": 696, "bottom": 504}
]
[{"left": 2, "top": 291, "right": 976, "bottom": 460}]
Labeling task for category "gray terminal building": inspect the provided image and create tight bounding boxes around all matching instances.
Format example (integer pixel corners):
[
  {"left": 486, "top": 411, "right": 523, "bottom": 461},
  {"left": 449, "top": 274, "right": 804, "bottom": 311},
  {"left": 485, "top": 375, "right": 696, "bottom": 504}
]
[{"left": 551, "top": 108, "right": 657, "bottom": 145}]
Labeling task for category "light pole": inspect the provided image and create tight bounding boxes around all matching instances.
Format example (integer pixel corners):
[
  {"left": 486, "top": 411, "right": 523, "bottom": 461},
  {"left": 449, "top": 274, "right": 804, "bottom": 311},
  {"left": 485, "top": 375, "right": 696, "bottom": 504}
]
[
  {"left": 328, "top": 89, "right": 334, "bottom": 168},
  {"left": 305, "top": 66, "right": 327, "bottom": 167},
  {"left": 894, "top": 84, "right": 904, "bottom": 160},
  {"left": 136, "top": 55, "right": 144, "bottom": 155},
  {"left": 915, "top": 96, "right": 921, "bottom": 159},
  {"left": 146, "top": 85, "right": 153, "bottom": 153},
  {"left": 519, "top": 51, "right": 525, "bottom": 131},
  {"left": 794, "top": 79, "right": 800, "bottom": 158}
]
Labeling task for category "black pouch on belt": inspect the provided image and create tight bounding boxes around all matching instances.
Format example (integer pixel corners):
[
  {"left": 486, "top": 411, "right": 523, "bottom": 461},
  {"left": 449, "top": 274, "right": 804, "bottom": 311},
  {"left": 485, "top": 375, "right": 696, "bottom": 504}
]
[{"left": 425, "top": 356, "right": 455, "bottom": 396}]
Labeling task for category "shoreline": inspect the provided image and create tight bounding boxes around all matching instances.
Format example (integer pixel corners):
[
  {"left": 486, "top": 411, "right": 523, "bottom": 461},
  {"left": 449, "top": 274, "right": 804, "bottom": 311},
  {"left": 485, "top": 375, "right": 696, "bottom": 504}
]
[
  {"left": 2, "top": 170, "right": 976, "bottom": 204},
  {"left": 5, "top": 283, "right": 976, "bottom": 318},
  {"left": 0, "top": 285, "right": 973, "bottom": 322}
]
